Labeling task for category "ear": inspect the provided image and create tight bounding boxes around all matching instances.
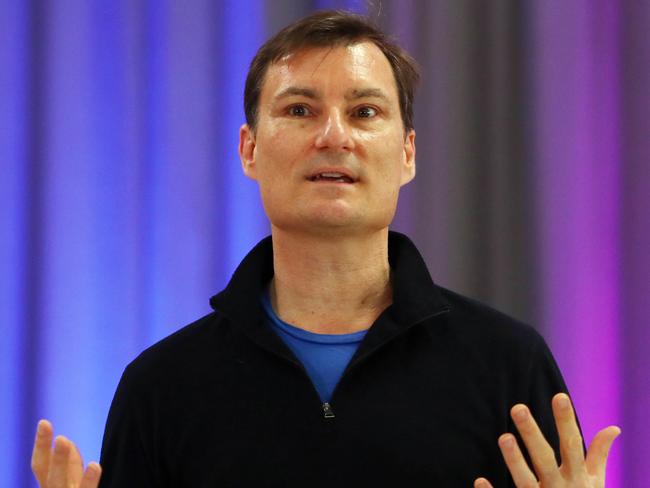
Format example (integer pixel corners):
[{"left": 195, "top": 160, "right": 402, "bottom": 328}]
[
  {"left": 400, "top": 129, "right": 416, "bottom": 186},
  {"left": 239, "top": 124, "right": 257, "bottom": 180}
]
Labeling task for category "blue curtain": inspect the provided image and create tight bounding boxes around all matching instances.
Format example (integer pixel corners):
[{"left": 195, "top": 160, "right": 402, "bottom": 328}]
[{"left": 0, "top": 1, "right": 365, "bottom": 485}]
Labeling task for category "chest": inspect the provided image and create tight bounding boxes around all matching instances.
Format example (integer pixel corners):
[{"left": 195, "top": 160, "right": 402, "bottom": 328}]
[{"left": 158, "top": 336, "right": 514, "bottom": 487}]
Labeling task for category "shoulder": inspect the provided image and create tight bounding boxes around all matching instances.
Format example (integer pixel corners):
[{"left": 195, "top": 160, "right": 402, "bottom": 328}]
[
  {"left": 435, "top": 286, "right": 549, "bottom": 365},
  {"left": 120, "top": 310, "right": 235, "bottom": 389},
  {"left": 432, "top": 286, "right": 567, "bottom": 404},
  {"left": 440, "top": 286, "right": 542, "bottom": 338}
]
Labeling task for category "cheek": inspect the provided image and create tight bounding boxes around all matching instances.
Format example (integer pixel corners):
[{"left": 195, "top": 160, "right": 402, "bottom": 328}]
[
  {"left": 256, "top": 168, "right": 289, "bottom": 201},
  {"left": 374, "top": 146, "right": 407, "bottom": 182},
  {"left": 359, "top": 126, "right": 405, "bottom": 160},
  {"left": 257, "top": 175, "right": 293, "bottom": 223},
  {"left": 253, "top": 150, "right": 301, "bottom": 205}
]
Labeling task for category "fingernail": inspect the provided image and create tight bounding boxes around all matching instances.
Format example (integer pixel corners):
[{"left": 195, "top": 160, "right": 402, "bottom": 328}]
[
  {"left": 86, "top": 464, "right": 100, "bottom": 480},
  {"left": 558, "top": 395, "right": 570, "bottom": 410},
  {"left": 513, "top": 406, "right": 527, "bottom": 421},
  {"left": 54, "top": 436, "right": 68, "bottom": 452},
  {"left": 499, "top": 435, "right": 514, "bottom": 448}
]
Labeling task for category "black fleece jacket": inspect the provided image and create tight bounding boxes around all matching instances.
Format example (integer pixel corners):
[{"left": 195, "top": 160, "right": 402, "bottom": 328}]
[{"left": 99, "top": 232, "right": 569, "bottom": 487}]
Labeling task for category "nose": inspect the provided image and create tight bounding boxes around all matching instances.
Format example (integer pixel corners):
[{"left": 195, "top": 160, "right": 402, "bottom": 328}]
[{"left": 314, "top": 109, "right": 355, "bottom": 151}]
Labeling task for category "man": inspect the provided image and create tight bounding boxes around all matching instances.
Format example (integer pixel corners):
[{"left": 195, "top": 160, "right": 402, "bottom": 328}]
[{"left": 31, "top": 10, "right": 619, "bottom": 487}]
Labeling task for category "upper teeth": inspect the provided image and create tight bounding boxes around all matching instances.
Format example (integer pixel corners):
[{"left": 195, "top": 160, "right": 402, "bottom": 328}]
[{"left": 320, "top": 172, "right": 344, "bottom": 178}]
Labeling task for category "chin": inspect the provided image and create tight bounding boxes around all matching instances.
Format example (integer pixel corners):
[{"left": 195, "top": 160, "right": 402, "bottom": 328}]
[{"left": 266, "top": 200, "right": 396, "bottom": 234}]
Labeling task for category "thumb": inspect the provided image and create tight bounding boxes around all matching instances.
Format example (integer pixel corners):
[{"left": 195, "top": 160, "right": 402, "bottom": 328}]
[{"left": 585, "top": 425, "right": 621, "bottom": 479}]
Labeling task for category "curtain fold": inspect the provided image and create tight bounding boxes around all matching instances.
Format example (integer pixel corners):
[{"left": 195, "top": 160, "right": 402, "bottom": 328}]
[{"left": 1, "top": 1, "right": 646, "bottom": 486}]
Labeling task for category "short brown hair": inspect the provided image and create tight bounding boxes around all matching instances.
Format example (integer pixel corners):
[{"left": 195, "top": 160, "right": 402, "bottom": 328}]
[{"left": 244, "top": 10, "right": 420, "bottom": 133}]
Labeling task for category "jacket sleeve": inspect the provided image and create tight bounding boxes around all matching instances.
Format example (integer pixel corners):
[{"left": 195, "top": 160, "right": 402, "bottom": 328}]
[{"left": 98, "top": 365, "right": 162, "bottom": 488}]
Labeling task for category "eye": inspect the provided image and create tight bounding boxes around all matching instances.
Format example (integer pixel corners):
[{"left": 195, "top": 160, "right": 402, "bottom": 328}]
[
  {"left": 355, "top": 106, "right": 378, "bottom": 118},
  {"left": 288, "top": 104, "right": 311, "bottom": 117}
]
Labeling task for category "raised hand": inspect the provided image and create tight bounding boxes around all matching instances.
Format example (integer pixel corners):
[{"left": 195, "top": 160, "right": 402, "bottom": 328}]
[
  {"left": 474, "top": 393, "right": 620, "bottom": 488},
  {"left": 31, "top": 420, "right": 102, "bottom": 488}
]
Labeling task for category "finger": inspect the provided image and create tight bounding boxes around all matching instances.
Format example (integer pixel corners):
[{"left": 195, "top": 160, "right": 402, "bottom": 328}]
[
  {"left": 497, "top": 433, "right": 539, "bottom": 487},
  {"left": 79, "top": 462, "right": 102, "bottom": 488},
  {"left": 47, "top": 436, "right": 71, "bottom": 487},
  {"left": 552, "top": 393, "right": 585, "bottom": 475},
  {"left": 31, "top": 419, "right": 53, "bottom": 485},
  {"left": 585, "top": 425, "right": 621, "bottom": 479},
  {"left": 511, "top": 404, "right": 561, "bottom": 484},
  {"left": 473, "top": 477, "right": 494, "bottom": 488},
  {"left": 68, "top": 440, "right": 85, "bottom": 485}
]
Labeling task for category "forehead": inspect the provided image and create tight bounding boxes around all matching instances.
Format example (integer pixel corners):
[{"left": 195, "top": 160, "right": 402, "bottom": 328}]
[{"left": 260, "top": 42, "right": 399, "bottom": 102}]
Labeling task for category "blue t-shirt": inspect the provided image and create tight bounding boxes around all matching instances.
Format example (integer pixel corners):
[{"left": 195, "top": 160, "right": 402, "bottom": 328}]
[{"left": 261, "top": 291, "right": 368, "bottom": 403}]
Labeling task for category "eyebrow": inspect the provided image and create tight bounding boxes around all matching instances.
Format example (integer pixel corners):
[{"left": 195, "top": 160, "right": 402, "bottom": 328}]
[
  {"left": 273, "top": 86, "right": 390, "bottom": 102},
  {"left": 274, "top": 86, "right": 320, "bottom": 100},
  {"left": 345, "top": 88, "right": 389, "bottom": 101}
]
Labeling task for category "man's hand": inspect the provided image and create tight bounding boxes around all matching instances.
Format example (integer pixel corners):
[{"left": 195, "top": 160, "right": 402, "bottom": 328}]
[
  {"left": 474, "top": 393, "right": 620, "bottom": 488},
  {"left": 31, "top": 419, "right": 102, "bottom": 488}
]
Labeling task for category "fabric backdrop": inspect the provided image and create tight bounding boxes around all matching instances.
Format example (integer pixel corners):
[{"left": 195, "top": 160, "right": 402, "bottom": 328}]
[{"left": 1, "top": 1, "right": 647, "bottom": 486}]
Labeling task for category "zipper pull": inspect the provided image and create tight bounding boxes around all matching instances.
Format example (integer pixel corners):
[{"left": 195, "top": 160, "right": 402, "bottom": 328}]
[{"left": 322, "top": 402, "right": 335, "bottom": 419}]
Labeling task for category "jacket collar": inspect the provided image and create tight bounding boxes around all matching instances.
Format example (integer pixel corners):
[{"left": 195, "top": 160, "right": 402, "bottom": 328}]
[{"left": 209, "top": 231, "right": 449, "bottom": 362}]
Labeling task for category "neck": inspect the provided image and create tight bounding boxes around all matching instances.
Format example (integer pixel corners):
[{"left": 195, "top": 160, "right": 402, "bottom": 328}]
[{"left": 270, "top": 227, "right": 392, "bottom": 334}]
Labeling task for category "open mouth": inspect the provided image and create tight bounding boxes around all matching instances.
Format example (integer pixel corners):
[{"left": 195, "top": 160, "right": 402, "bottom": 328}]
[{"left": 307, "top": 172, "right": 355, "bottom": 183}]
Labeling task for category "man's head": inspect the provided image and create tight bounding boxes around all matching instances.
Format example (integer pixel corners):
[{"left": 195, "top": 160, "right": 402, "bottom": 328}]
[
  {"left": 244, "top": 10, "right": 420, "bottom": 134},
  {"left": 238, "top": 11, "right": 419, "bottom": 237}
]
